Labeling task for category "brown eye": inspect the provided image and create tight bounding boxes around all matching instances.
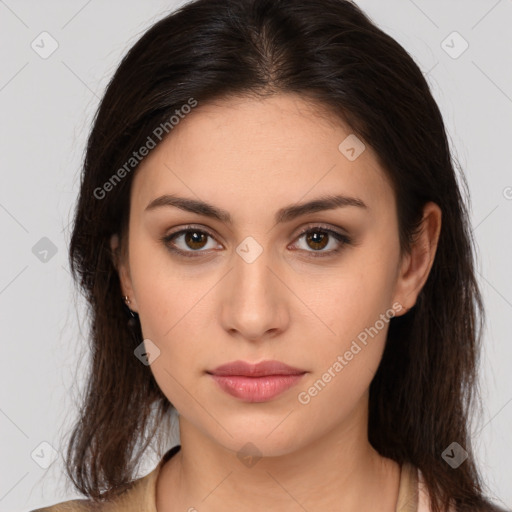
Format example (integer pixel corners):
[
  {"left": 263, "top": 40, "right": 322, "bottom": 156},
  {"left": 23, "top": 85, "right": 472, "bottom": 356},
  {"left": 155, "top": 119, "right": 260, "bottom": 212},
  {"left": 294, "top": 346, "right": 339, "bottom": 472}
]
[
  {"left": 305, "top": 230, "right": 330, "bottom": 251},
  {"left": 161, "top": 224, "right": 351, "bottom": 260},
  {"left": 161, "top": 227, "right": 221, "bottom": 257},
  {"left": 183, "top": 231, "right": 209, "bottom": 250},
  {"left": 291, "top": 225, "right": 352, "bottom": 258}
]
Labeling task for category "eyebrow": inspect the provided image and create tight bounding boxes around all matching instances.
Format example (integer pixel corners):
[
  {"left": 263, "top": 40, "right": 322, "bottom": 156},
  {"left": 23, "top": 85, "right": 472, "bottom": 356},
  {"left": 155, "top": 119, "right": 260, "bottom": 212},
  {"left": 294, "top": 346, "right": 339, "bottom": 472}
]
[{"left": 144, "top": 193, "right": 368, "bottom": 224}]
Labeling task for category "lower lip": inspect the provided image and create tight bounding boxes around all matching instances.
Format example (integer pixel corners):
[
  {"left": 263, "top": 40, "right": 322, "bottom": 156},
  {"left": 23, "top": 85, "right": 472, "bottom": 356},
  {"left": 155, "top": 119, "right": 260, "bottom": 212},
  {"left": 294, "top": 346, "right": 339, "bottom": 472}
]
[{"left": 209, "top": 373, "right": 306, "bottom": 402}]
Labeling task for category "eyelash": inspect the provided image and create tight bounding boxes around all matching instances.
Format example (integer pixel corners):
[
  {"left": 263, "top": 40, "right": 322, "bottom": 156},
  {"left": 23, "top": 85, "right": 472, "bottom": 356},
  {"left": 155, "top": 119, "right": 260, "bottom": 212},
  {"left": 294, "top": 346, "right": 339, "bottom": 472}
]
[{"left": 160, "top": 224, "right": 352, "bottom": 260}]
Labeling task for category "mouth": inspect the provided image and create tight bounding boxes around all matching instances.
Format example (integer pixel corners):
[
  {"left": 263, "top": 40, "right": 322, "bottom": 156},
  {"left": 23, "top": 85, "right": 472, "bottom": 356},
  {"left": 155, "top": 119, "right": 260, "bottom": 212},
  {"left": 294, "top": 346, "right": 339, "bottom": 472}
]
[{"left": 206, "top": 360, "right": 307, "bottom": 402}]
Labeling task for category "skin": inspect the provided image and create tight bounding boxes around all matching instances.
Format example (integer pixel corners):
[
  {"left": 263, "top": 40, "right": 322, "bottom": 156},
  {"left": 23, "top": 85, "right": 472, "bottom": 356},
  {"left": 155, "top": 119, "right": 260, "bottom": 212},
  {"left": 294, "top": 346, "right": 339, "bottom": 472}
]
[{"left": 111, "top": 92, "right": 441, "bottom": 511}]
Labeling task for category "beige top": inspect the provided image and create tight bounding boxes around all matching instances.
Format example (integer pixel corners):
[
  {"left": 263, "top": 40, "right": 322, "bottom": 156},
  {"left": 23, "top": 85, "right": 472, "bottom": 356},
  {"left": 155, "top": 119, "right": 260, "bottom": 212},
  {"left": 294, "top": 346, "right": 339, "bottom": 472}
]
[{"left": 31, "top": 445, "right": 427, "bottom": 512}]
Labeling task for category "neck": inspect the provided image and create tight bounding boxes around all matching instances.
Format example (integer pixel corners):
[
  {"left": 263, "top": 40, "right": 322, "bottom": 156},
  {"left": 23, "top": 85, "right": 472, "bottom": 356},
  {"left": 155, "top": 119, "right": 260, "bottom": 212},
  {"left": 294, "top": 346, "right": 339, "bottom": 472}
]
[{"left": 156, "top": 398, "right": 400, "bottom": 512}]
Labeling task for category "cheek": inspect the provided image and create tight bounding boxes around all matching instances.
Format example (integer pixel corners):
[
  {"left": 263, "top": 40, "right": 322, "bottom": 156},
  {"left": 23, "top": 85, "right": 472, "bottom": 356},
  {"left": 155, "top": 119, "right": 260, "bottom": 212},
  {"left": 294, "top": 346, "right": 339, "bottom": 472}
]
[
  {"left": 294, "top": 346, "right": 380, "bottom": 442},
  {"left": 294, "top": 273, "right": 394, "bottom": 427},
  {"left": 300, "top": 280, "right": 391, "bottom": 399},
  {"left": 302, "top": 251, "right": 398, "bottom": 348},
  {"left": 295, "top": 237, "right": 399, "bottom": 394},
  {"left": 128, "top": 239, "right": 215, "bottom": 377},
  {"left": 128, "top": 234, "right": 195, "bottom": 333}
]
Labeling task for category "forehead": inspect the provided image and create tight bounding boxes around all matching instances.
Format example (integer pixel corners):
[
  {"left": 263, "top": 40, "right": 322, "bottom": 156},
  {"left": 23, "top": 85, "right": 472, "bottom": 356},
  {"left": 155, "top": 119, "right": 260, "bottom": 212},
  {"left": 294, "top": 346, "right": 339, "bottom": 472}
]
[{"left": 130, "top": 93, "right": 394, "bottom": 222}]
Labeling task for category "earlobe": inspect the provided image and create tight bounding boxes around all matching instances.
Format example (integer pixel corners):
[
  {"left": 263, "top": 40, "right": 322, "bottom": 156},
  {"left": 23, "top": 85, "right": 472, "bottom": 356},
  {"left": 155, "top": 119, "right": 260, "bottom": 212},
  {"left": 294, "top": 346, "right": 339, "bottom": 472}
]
[{"left": 392, "top": 202, "right": 442, "bottom": 315}]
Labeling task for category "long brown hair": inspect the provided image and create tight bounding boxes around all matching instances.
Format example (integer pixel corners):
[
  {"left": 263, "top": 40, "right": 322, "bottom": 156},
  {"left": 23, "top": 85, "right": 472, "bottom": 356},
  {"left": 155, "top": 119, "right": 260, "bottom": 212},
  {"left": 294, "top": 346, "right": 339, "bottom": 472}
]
[{"left": 66, "top": 0, "right": 503, "bottom": 510}]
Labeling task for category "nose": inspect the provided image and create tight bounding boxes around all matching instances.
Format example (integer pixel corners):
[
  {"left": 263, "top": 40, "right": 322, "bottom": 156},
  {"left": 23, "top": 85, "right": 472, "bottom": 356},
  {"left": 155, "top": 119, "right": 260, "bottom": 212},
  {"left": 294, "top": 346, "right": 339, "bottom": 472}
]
[{"left": 219, "top": 245, "right": 290, "bottom": 343}]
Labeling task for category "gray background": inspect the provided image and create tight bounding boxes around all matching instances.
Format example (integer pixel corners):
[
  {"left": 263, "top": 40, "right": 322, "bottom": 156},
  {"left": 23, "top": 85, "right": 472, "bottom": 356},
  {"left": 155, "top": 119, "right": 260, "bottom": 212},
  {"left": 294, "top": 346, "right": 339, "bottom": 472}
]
[{"left": 0, "top": 1, "right": 511, "bottom": 511}]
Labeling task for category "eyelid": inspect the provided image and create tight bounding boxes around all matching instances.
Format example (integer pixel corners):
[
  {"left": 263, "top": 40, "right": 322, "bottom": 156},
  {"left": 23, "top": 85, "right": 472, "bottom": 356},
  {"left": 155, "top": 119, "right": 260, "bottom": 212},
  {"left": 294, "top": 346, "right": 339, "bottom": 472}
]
[
  {"left": 164, "top": 224, "right": 220, "bottom": 242},
  {"left": 291, "top": 222, "right": 349, "bottom": 240}
]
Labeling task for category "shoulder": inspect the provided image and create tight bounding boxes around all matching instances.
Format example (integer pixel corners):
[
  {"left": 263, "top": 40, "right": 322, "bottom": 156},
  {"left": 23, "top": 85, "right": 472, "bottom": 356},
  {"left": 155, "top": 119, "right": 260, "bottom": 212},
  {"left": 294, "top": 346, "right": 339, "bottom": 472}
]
[
  {"left": 28, "top": 490, "right": 142, "bottom": 512},
  {"left": 27, "top": 480, "right": 145, "bottom": 511},
  {"left": 29, "top": 445, "right": 182, "bottom": 512},
  {"left": 28, "top": 494, "right": 138, "bottom": 511},
  {"left": 29, "top": 498, "right": 96, "bottom": 512}
]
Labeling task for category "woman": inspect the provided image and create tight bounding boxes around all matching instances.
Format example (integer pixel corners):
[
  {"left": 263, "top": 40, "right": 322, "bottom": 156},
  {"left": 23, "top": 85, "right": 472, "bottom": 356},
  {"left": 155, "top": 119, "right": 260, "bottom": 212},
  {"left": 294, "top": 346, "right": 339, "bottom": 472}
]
[{"left": 31, "top": 0, "right": 507, "bottom": 511}]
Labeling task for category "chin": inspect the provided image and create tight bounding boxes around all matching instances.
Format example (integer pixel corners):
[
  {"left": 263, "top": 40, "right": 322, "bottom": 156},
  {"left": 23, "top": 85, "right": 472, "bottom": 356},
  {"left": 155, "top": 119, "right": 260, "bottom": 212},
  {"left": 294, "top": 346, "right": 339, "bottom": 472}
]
[{"left": 208, "top": 424, "right": 307, "bottom": 460}]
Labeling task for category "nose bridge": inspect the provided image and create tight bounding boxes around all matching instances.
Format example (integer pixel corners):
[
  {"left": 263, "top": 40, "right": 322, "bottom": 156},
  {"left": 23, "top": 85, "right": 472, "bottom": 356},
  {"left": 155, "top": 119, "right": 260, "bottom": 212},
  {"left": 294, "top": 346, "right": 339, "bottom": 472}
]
[
  {"left": 235, "top": 242, "right": 273, "bottom": 301},
  {"left": 220, "top": 236, "right": 288, "bottom": 339}
]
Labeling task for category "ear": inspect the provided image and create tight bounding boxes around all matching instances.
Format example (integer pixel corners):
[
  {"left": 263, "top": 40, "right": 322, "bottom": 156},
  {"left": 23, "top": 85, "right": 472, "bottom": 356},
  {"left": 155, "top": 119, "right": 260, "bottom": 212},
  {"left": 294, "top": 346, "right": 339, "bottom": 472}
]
[
  {"left": 110, "top": 233, "right": 139, "bottom": 313},
  {"left": 392, "top": 201, "right": 442, "bottom": 316}
]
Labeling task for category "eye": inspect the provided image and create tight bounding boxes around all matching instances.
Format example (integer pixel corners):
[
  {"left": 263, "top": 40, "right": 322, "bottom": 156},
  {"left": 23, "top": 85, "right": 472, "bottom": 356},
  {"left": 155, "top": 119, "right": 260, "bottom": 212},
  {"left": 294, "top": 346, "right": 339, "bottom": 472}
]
[
  {"left": 161, "top": 225, "right": 221, "bottom": 258},
  {"left": 290, "top": 224, "right": 352, "bottom": 258},
  {"left": 160, "top": 223, "right": 352, "bottom": 259}
]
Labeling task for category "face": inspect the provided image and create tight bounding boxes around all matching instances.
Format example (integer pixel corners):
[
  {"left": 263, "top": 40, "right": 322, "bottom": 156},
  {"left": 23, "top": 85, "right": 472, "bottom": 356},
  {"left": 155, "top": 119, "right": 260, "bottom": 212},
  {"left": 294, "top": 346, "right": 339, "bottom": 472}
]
[{"left": 112, "top": 93, "right": 436, "bottom": 458}]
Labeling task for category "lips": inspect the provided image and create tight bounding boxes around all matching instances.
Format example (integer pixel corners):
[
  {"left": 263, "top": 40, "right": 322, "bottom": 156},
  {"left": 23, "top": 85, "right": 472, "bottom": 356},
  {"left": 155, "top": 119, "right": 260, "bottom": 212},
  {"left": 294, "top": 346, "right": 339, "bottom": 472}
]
[
  {"left": 208, "top": 359, "right": 306, "bottom": 377},
  {"left": 207, "top": 360, "right": 307, "bottom": 402}
]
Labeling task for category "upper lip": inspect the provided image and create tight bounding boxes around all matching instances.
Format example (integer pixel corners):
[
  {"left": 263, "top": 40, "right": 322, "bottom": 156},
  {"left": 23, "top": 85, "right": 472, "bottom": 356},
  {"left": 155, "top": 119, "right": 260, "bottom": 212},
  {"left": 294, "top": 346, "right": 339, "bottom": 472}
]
[{"left": 208, "top": 360, "right": 306, "bottom": 377}]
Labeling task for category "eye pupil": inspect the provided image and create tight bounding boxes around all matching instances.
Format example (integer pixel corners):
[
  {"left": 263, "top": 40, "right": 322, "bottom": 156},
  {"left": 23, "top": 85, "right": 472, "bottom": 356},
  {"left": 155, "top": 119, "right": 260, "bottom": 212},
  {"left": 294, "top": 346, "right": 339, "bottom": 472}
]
[
  {"left": 185, "top": 231, "right": 208, "bottom": 250},
  {"left": 306, "top": 231, "right": 329, "bottom": 250}
]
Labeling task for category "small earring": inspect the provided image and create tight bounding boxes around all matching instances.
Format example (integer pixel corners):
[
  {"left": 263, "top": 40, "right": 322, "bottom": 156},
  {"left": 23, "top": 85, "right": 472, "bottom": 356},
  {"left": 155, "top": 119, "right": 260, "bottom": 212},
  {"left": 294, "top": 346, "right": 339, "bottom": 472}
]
[
  {"left": 122, "top": 294, "right": 136, "bottom": 316},
  {"left": 122, "top": 295, "right": 139, "bottom": 330}
]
